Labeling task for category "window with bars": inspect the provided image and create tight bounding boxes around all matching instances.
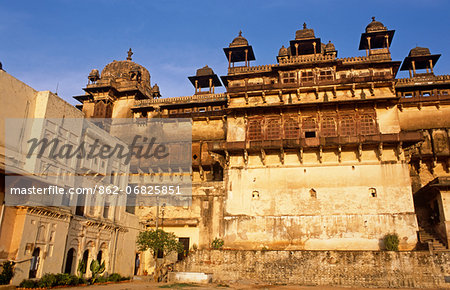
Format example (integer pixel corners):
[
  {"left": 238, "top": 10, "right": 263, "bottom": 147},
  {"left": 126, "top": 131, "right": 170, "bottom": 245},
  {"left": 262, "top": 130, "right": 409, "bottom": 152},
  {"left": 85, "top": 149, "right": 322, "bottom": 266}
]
[
  {"left": 318, "top": 70, "right": 333, "bottom": 82},
  {"left": 284, "top": 117, "right": 299, "bottom": 139},
  {"left": 302, "top": 117, "right": 317, "bottom": 138},
  {"left": 340, "top": 116, "right": 357, "bottom": 136},
  {"left": 359, "top": 114, "right": 377, "bottom": 135},
  {"left": 321, "top": 117, "right": 337, "bottom": 137},
  {"left": 301, "top": 71, "right": 314, "bottom": 83},
  {"left": 266, "top": 118, "right": 281, "bottom": 139},
  {"left": 248, "top": 119, "right": 263, "bottom": 140},
  {"left": 282, "top": 72, "right": 296, "bottom": 84}
]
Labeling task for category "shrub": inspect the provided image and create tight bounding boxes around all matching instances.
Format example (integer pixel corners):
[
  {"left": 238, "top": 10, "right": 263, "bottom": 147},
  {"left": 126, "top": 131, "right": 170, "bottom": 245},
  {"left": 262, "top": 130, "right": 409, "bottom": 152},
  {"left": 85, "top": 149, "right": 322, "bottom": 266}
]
[
  {"left": 96, "top": 275, "right": 108, "bottom": 283},
  {"left": 211, "top": 238, "right": 224, "bottom": 250},
  {"left": 38, "top": 273, "right": 58, "bottom": 288},
  {"left": 108, "top": 273, "right": 122, "bottom": 282},
  {"left": 54, "top": 273, "right": 71, "bottom": 285},
  {"left": 384, "top": 233, "right": 399, "bottom": 251},
  {"left": 19, "top": 273, "right": 82, "bottom": 288},
  {"left": 19, "top": 279, "right": 37, "bottom": 288},
  {"left": 0, "top": 261, "right": 15, "bottom": 285}
]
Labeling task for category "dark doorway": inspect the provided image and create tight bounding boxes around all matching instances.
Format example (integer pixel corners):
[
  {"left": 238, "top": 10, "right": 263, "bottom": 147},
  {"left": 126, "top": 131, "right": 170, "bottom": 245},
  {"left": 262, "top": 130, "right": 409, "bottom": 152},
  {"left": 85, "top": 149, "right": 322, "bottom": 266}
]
[
  {"left": 178, "top": 238, "right": 190, "bottom": 261},
  {"left": 81, "top": 250, "right": 89, "bottom": 275},
  {"left": 97, "top": 250, "right": 102, "bottom": 263},
  {"left": 433, "top": 200, "right": 441, "bottom": 223},
  {"left": 29, "top": 247, "right": 40, "bottom": 278},
  {"left": 64, "top": 248, "right": 75, "bottom": 274},
  {"left": 134, "top": 253, "right": 140, "bottom": 275}
]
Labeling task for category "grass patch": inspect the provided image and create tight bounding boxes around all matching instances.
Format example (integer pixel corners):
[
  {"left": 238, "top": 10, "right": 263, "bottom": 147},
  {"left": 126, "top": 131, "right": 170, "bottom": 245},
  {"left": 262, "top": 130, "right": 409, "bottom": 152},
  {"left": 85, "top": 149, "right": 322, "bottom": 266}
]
[{"left": 159, "top": 283, "right": 200, "bottom": 288}]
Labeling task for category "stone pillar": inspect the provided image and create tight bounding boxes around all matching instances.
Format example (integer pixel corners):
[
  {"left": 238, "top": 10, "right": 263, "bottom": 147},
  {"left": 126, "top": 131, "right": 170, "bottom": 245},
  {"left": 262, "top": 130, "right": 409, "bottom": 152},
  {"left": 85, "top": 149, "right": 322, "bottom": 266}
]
[{"left": 245, "top": 49, "right": 248, "bottom": 67}]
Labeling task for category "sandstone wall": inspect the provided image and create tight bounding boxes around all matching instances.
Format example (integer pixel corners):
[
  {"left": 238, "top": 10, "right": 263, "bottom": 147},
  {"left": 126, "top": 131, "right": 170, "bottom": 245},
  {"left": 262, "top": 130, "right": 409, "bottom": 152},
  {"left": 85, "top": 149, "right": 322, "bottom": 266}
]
[{"left": 176, "top": 249, "right": 450, "bottom": 288}]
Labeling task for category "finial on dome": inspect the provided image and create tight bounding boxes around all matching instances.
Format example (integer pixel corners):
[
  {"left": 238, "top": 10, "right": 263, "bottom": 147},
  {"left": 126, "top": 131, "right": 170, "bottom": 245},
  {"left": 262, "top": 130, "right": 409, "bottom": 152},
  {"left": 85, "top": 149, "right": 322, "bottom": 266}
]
[
  {"left": 372, "top": 16, "right": 376, "bottom": 21},
  {"left": 303, "top": 23, "right": 307, "bottom": 29},
  {"left": 127, "top": 48, "right": 133, "bottom": 61},
  {"left": 239, "top": 30, "right": 242, "bottom": 36}
]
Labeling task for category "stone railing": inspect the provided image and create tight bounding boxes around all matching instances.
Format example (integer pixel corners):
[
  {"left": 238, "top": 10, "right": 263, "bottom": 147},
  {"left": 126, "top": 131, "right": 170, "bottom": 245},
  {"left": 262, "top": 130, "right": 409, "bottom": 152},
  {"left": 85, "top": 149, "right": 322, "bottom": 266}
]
[
  {"left": 133, "top": 93, "right": 228, "bottom": 107},
  {"left": 279, "top": 54, "right": 336, "bottom": 65},
  {"left": 228, "top": 64, "right": 274, "bottom": 75},
  {"left": 397, "top": 74, "right": 450, "bottom": 85}
]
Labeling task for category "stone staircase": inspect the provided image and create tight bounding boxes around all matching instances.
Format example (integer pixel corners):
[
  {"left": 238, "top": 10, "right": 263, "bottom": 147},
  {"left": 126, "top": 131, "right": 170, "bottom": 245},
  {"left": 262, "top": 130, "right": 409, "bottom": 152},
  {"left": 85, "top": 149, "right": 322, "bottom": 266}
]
[{"left": 418, "top": 226, "right": 447, "bottom": 251}]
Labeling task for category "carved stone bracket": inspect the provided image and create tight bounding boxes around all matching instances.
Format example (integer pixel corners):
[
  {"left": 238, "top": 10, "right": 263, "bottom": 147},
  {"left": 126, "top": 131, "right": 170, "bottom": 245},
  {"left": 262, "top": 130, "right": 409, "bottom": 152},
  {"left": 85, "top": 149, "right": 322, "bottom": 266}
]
[
  {"left": 244, "top": 149, "right": 248, "bottom": 166},
  {"left": 370, "top": 82, "right": 375, "bottom": 96},
  {"left": 358, "top": 143, "right": 363, "bottom": 162},
  {"left": 378, "top": 142, "right": 383, "bottom": 161},
  {"left": 261, "top": 148, "right": 266, "bottom": 166},
  {"left": 396, "top": 142, "right": 403, "bottom": 161},
  {"left": 278, "top": 90, "right": 283, "bottom": 103},
  {"left": 318, "top": 146, "right": 323, "bottom": 163},
  {"left": 298, "top": 147, "right": 303, "bottom": 164}
]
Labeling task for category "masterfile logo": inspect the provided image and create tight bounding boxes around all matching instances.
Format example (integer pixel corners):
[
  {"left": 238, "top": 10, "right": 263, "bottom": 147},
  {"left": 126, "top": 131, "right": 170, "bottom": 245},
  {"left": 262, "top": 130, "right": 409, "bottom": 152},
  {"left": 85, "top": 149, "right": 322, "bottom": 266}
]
[{"left": 4, "top": 118, "right": 193, "bottom": 207}]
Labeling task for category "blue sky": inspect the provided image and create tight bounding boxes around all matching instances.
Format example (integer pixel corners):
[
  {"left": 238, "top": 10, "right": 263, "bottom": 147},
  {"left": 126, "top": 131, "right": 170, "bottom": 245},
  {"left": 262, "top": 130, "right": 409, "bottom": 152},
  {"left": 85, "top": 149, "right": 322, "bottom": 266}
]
[{"left": 1, "top": 0, "right": 449, "bottom": 105}]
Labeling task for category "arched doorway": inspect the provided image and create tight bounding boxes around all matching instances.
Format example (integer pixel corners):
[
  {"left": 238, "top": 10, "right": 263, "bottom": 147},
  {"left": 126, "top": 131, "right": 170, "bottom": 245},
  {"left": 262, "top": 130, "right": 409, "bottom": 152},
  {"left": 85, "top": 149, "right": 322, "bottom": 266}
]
[
  {"left": 80, "top": 249, "right": 89, "bottom": 276},
  {"left": 29, "top": 247, "right": 40, "bottom": 278},
  {"left": 64, "top": 248, "right": 75, "bottom": 274},
  {"left": 96, "top": 250, "right": 102, "bottom": 263}
]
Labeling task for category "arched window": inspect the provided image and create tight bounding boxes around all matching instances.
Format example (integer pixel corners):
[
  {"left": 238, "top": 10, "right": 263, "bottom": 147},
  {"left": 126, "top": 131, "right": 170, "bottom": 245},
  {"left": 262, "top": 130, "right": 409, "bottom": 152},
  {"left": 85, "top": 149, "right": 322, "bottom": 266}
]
[
  {"left": 359, "top": 114, "right": 377, "bottom": 135},
  {"left": 284, "top": 117, "right": 299, "bottom": 139},
  {"left": 265, "top": 118, "right": 281, "bottom": 139},
  {"left": 97, "top": 250, "right": 103, "bottom": 263},
  {"left": 247, "top": 119, "right": 263, "bottom": 140},
  {"left": 93, "top": 101, "right": 106, "bottom": 118},
  {"left": 64, "top": 248, "right": 76, "bottom": 274},
  {"left": 302, "top": 117, "right": 317, "bottom": 138},
  {"left": 340, "top": 116, "right": 356, "bottom": 136},
  {"left": 321, "top": 117, "right": 337, "bottom": 137}
]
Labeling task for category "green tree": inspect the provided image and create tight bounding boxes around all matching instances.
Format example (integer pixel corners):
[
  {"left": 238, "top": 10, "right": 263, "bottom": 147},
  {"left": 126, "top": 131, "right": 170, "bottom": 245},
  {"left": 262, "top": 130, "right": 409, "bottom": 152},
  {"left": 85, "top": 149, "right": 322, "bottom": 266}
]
[
  {"left": 89, "top": 260, "right": 105, "bottom": 284},
  {"left": 0, "top": 261, "right": 15, "bottom": 285},
  {"left": 136, "top": 229, "right": 183, "bottom": 282}
]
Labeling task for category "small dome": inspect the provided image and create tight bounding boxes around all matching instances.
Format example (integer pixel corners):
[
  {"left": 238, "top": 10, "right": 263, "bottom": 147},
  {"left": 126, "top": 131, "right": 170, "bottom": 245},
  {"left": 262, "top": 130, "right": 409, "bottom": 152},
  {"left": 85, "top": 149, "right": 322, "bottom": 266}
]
[
  {"left": 409, "top": 46, "right": 431, "bottom": 57},
  {"left": 152, "top": 83, "right": 160, "bottom": 92},
  {"left": 366, "top": 17, "right": 387, "bottom": 33},
  {"left": 325, "top": 41, "right": 336, "bottom": 52},
  {"left": 196, "top": 65, "right": 215, "bottom": 77},
  {"left": 101, "top": 60, "right": 151, "bottom": 85},
  {"left": 229, "top": 31, "right": 249, "bottom": 47},
  {"left": 295, "top": 23, "right": 315, "bottom": 40},
  {"left": 278, "top": 45, "right": 288, "bottom": 56}
]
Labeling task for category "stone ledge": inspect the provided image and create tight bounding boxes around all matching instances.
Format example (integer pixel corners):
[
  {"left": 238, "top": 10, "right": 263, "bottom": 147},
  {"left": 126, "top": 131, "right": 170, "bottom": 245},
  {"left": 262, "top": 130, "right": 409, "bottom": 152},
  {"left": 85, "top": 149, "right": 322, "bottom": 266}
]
[{"left": 168, "top": 272, "right": 212, "bottom": 284}]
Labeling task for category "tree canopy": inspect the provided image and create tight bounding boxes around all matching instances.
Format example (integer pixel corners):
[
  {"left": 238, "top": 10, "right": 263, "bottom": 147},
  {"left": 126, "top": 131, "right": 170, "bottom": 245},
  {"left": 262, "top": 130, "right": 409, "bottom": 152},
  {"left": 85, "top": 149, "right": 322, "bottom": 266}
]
[{"left": 136, "top": 229, "right": 183, "bottom": 257}]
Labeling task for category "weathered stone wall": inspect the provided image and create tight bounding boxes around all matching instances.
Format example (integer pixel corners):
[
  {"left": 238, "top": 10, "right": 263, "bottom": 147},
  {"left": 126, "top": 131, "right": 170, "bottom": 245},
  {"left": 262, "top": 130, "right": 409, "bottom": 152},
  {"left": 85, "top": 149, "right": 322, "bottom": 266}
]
[
  {"left": 176, "top": 249, "right": 450, "bottom": 288},
  {"left": 224, "top": 161, "right": 418, "bottom": 250}
]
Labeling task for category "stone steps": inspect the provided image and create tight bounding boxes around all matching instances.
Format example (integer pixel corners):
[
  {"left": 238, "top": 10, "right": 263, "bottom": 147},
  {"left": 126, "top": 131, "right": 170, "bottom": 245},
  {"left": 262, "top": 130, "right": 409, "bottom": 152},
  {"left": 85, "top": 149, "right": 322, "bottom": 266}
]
[{"left": 418, "top": 226, "right": 447, "bottom": 251}]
